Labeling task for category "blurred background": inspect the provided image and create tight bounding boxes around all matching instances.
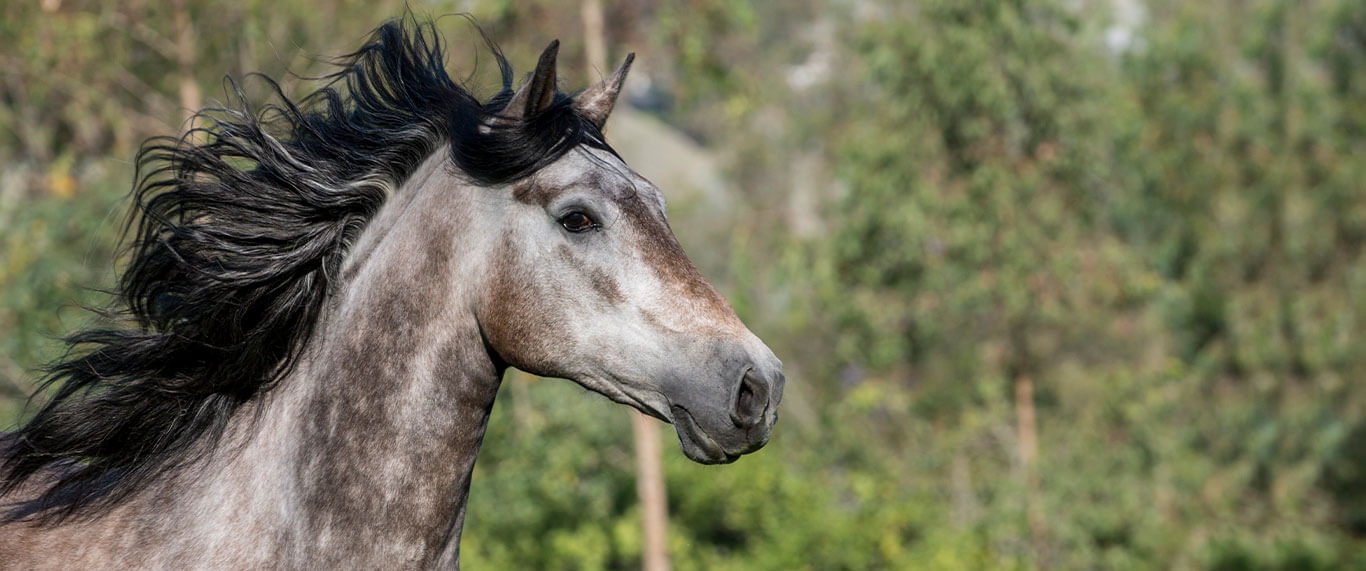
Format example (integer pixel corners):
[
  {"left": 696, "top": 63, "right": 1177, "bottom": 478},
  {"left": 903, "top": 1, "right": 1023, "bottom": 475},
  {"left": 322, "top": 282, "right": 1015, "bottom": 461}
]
[{"left": 2, "top": 0, "right": 1364, "bottom": 568}]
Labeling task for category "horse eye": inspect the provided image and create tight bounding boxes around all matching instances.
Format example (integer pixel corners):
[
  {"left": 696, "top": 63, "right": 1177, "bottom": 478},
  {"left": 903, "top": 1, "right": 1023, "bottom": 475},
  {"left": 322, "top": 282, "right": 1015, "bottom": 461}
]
[{"left": 560, "top": 211, "right": 597, "bottom": 233}]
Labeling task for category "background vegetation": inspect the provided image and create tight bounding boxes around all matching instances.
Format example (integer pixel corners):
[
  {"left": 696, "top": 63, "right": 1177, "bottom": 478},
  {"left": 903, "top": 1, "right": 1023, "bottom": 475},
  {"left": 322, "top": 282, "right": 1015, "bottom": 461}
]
[{"left": 2, "top": 0, "right": 1363, "bottom": 568}]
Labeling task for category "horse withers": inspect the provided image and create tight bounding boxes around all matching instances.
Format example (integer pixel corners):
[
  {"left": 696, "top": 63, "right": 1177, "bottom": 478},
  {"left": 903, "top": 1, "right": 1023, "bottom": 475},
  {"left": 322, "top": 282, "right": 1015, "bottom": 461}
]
[{"left": 0, "top": 18, "right": 782, "bottom": 568}]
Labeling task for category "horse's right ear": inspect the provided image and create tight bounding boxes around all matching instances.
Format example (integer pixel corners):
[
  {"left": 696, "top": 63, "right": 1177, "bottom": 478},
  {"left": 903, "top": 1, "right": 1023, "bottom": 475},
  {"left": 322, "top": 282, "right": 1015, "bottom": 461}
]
[{"left": 503, "top": 40, "right": 561, "bottom": 119}]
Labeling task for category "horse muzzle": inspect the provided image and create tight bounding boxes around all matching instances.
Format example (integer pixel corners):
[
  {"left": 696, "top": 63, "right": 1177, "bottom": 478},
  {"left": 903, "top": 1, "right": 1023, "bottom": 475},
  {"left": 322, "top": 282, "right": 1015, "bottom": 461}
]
[{"left": 669, "top": 362, "right": 784, "bottom": 465}]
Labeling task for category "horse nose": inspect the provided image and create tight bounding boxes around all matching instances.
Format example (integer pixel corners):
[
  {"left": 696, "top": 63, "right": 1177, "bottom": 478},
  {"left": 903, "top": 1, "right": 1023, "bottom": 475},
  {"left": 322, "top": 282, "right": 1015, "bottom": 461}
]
[{"left": 731, "top": 366, "right": 781, "bottom": 429}]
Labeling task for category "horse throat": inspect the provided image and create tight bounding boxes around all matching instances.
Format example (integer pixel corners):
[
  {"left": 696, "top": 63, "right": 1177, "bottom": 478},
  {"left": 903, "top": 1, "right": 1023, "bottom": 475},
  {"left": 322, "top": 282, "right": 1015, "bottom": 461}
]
[{"left": 285, "top": 314, "right": 502, "bottom": 566}]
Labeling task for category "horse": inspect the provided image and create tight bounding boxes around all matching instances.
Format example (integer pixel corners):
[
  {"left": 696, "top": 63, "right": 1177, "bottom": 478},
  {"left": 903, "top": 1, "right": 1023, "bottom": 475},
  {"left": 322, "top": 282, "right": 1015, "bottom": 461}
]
[{"left": 0, "top": 18, "right": 783, "bottom": 568}]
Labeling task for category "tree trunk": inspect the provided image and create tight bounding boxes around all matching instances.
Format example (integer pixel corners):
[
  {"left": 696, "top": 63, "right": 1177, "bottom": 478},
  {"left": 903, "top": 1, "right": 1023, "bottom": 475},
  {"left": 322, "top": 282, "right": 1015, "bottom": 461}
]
[
  {"left": 171, "top": 0, "right": 200, "bottom": 131},
  {"left": 631, "top": 411, "right": 670, "bottom": 571},
  {"left": 1015, "top": 376, "right": 1048, "bottom": 568}
]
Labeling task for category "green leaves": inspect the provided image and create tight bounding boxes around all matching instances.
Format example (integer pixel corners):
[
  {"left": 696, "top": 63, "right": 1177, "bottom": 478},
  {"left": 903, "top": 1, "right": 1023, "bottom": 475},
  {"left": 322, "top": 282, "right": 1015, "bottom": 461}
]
[{"left": 808, "top": 0, "right": 1366, "bottom": 566}]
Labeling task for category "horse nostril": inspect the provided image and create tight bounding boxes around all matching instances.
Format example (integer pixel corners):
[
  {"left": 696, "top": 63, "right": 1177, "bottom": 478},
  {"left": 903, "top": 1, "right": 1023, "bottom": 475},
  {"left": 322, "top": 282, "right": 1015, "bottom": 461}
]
[{"left": 731, "top": 368, "right": 770, "bottom": 429}]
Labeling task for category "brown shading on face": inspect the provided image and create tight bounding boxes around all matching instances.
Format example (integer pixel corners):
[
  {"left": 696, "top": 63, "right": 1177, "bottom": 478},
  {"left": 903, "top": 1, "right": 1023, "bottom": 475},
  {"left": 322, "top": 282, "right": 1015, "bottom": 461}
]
[
  {"left": 610, "top": 189, "right": 742, "bottom": 333},
  {"left": 511, "top": 178, "right": 559, "bottom": 208},
  {"left": 477, "top": 234, "right": 580, "bottom": 377},
  {"left": 587, "top": 266, "right": 624, "bottom": 304},
  {"left": 508, "top": 165, "right": 740, "bottom": 335}
]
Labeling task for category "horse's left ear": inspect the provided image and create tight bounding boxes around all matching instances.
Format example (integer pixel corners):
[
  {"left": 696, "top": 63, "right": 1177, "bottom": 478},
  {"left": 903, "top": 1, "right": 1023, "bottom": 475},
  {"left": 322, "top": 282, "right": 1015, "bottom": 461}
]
[
  {"left": 575, "top": 53, "right": 635, "bottom": 129},
  {"left": 504, "top": 40, "right": 561, "bottom": 119}
]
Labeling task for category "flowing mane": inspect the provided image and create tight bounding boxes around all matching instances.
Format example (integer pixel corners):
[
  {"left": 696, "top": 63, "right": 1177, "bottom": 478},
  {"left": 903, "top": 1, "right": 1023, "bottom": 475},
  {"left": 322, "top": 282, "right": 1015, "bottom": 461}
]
[{"left": 1, "top": 17, "right": 615, "bottom": 523}]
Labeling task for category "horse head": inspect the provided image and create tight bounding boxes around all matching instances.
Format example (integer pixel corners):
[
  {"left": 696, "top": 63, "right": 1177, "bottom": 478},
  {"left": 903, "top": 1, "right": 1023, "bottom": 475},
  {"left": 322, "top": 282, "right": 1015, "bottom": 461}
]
[{"left": 472, "top": 42, "right": 784, "bottom": 464}]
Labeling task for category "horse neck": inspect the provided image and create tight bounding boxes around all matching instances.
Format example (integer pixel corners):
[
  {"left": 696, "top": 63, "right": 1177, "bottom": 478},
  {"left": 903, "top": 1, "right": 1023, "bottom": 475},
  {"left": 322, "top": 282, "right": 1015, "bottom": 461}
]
[{"left": 199, "top": 149, "right": 503, "bottom": 566}]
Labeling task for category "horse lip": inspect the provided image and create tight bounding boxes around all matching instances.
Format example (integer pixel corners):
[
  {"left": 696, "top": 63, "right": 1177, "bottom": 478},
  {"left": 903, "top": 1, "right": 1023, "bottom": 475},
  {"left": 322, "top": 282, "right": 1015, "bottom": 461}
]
[{"left": 670, "top": 404, "right": 738, "bottom": 465}]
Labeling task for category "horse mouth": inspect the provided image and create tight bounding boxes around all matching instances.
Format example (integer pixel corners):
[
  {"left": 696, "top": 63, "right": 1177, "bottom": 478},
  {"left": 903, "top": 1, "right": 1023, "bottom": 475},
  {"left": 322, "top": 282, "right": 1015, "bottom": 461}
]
[{"left": 670, "top": 405, "right": 740, "bottom": 465}]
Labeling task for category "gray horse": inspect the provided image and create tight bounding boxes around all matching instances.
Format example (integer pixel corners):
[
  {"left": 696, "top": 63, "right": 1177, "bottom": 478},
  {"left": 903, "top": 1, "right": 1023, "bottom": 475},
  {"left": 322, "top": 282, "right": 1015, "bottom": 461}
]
[{"left": 0, "top": 19, "right": 782, "bottom": 568}]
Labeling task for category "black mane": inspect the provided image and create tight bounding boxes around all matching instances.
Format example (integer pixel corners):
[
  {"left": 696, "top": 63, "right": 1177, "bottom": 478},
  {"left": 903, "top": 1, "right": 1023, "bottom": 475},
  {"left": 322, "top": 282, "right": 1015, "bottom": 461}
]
[{"left": 1, "top": 16, "right": 613, "bottom": 523}]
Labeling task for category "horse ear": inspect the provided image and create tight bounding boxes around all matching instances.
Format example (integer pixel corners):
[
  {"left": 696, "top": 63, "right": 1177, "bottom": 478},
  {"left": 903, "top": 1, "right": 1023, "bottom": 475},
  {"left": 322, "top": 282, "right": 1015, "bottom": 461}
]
[
  {"left": 574, "top": 53, "right": 634, "bottom": 129},
  {"left": 504, "top": 40, "right": 561, "bottom": 119}
]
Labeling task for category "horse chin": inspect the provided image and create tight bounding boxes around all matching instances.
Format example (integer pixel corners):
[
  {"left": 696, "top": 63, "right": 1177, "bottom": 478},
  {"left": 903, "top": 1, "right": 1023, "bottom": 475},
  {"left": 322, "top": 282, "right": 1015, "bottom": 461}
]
[{"left": 670, "top": 404, "right": 741, "bottom": 465}]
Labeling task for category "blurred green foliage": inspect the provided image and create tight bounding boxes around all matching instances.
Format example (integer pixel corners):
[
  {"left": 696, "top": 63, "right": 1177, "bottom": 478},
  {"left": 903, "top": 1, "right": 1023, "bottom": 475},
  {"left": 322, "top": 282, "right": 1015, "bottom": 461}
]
[{"left": 2, "top": 0, "right": 1364, "bottom": 568}]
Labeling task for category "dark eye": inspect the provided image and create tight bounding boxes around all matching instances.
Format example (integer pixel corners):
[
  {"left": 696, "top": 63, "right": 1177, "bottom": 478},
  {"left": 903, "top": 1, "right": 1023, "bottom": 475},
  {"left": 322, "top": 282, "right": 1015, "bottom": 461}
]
[{"left": 559, "top": 211, "right": 598, "bottom": 233}]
